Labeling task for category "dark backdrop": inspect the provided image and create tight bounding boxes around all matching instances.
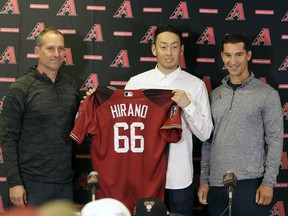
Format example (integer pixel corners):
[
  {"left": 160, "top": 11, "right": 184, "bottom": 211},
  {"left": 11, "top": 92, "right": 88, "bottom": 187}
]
[{"left": 0, "top": 1, "right": 287, "bottom": 215}]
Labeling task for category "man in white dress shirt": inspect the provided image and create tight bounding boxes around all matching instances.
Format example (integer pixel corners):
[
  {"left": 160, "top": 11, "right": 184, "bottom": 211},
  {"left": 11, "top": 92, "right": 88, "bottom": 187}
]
[{"left": 125, "top": 25, "right": 213, "bottom": 216}]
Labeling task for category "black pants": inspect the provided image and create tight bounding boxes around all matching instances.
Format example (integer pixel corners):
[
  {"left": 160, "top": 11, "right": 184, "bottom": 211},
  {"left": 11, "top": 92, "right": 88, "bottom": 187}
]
[
  {"left": 165, "top": 183, "right": 194, "bottom": 216},
  {"left": 208, "top": 178, "right": 271, "bottom": 216},
  {"left": 22, "top": 178, "right": 73, "bottom": 206}
]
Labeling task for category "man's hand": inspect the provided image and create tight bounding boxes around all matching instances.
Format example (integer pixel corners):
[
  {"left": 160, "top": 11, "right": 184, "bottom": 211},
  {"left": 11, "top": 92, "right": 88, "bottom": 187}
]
[
  {"left": 255, "top": 184, "right": 273, "bottom": 205},
  {"left": 171, "top": 89, "right": 191, "bottom": 108},
  {"left": 81, "top": 88, "right": 96, "bottom": 103},
  {"left": 9, "top": 185, "right": 27, "bottom": 208},
  {"left": 197, "top": 183, "right": 209, "bottom": 205}
]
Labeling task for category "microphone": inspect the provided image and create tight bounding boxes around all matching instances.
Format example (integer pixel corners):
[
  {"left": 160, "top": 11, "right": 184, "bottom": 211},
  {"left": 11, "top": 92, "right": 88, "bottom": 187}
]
[
  {"left": 223, "top": 171, "right": 237, "bottom": 203},
  {"left": 87, "top": 171, "right": 99, "bottom": 201}
]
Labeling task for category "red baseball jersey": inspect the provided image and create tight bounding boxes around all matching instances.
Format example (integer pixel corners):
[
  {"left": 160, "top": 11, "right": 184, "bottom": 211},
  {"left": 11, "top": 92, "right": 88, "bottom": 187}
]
[{"left": 70, "top": 86, "right": 182, "bottom": 212}]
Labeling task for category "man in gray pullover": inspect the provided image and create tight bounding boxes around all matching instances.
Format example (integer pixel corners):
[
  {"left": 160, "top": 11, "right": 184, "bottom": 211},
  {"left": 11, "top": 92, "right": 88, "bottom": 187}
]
[{"left": 197, "top": 33, "right": 283, "bottom": 216}]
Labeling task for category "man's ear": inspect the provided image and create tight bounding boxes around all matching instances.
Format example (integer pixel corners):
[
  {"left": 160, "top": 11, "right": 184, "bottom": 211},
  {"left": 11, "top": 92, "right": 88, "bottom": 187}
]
[
  {"left": 247, "top": 50, "right": 252, "bottom": 61},
  {"left": 180, "top": 44, "right": 184, "bottom": 56},
  {"left": 34, "top": 46, "right": 40, "bottom": 57},
  {"left": 151, "top": 44, "right": 156, "bottom": 57},
  {"left": 220, "top": 52, "right": 224, "bottom": 61}
]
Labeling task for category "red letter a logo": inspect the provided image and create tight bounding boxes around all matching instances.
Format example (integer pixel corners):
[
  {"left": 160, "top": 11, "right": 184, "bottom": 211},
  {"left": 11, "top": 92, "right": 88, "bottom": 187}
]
[
  {"left": 140, "top": 26, "right": 157, "bottom": 44},
  {"left": 0, "top": 0, "right": 20, "bottom": 14},
  {"left": 196, "top": 27, "right": 216, "bottom": 45},
  {"left": 269, "top": 201, "right": 286, "bottom": 216},
  {"left": 27, "top": 22, "right": 45, "bottom": 40},
  {"left": 278, "top": 56, "right": 288, "bottom": 71},
  {"left": 84, "top": 24, "right": 104, "bottom": 42},
  {"left": 80, "top": 74, "right": 99, "bottom": 91},
  {"left": 57, "top": 0, "right": 77, "bottom": 16},
  {"left": 226, "top": 3, "right": 245, "bottom": 21},
  {"left": 252, "top": 28, "right": 272, "bottom": 46},
  {"left": 0, "top": 46, "right": 17, "bottom": 64},
  {"left": 170, "top": 2, "right": 189, "bottom": 19},
  {"left": 110, "top": 50, "right": 130, "bottom": 68},
  {"left": 113, "top": 0, "right": 133, "bottom": 18}
]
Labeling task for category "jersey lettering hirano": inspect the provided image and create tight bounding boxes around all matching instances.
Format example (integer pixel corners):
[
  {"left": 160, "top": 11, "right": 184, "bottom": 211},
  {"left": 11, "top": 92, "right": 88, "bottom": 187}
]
[{"left": 70, "top": 86, "right": 182, "bottom": 212}]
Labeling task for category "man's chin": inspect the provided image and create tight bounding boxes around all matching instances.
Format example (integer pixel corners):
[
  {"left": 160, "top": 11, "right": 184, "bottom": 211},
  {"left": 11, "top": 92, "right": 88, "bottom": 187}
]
[
  {"left": 164, "top": 64, "right": 177, "bottom": 71},
  {"left": 48, "top": 66, "right": 61, "bottom": 73}
]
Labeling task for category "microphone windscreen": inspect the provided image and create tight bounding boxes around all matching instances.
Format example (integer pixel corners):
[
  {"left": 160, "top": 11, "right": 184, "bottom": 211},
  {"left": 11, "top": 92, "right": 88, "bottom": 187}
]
[
  {"left": 87, "top": 171, "right": 99, "bottom": 186},
  {"left": 223, "top": 171, "right": 237, "bottom": 188}
]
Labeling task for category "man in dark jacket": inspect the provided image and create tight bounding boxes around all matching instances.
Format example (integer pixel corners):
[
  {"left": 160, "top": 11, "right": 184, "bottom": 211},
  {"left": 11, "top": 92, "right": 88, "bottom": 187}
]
[{"left": 0, "top": 28, "right": 79, "bottom": 207}]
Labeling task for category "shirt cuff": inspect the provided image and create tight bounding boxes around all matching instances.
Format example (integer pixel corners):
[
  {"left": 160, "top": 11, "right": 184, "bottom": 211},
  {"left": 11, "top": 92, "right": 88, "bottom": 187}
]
[{"left": 183, "top": 102, "right": 196, "bottom": 115}]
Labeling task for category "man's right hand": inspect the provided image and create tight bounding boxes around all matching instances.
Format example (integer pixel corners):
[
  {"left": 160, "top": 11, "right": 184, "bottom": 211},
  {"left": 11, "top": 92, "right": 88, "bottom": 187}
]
[
  {"left": 9, "top": 185, "right": 27, "bottom": 208},
  {"left": 197, "top": 183, "right": 209, "bottom": 205},
  {"left": 81, "top": 88, "right": 96, "bottom": 103}
]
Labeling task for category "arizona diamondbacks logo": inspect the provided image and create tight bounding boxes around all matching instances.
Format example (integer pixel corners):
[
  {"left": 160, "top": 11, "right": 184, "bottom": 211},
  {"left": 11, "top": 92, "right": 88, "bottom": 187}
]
[
  {"left": 143, "top": 201, "right": 155, "bottom": 212},
  {"left": 170, "top": 105, "right": 179, "bottom": 120},
  {"left": 73, "top": 172, "right": 88, "bottom": 190}
]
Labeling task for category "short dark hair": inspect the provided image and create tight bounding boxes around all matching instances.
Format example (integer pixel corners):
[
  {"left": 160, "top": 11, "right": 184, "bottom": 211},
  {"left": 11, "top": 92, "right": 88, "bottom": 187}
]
[
  {"left": 36, "top": 27, "right": 64, "bottom": 47},
  {"left": 221, "top": 33, "right": 250, "bottom": 52},
  {"left": 154, "top": 25, "right": 183, "bottom": 45}
]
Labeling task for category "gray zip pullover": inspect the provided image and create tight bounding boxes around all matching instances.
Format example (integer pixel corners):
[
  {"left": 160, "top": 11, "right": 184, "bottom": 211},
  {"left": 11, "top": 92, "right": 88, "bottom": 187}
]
[{"left": 200, "top": 73, "right": 283, "bottom": 187}]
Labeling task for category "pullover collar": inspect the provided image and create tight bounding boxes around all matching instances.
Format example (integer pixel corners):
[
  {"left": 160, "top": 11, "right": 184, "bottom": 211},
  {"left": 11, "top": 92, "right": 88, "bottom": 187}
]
[
  {"left": 222, "top": 72, "right": 255, "bottom": 89},
  {"left": 27, "top": 66, "right": 62, "bottom": 83}
]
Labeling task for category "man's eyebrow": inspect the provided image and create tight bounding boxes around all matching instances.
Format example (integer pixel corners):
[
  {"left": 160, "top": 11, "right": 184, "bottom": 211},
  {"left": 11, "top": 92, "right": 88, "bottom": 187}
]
[{"left": 159, "top": 41, "right": 179, "bottom": 44}]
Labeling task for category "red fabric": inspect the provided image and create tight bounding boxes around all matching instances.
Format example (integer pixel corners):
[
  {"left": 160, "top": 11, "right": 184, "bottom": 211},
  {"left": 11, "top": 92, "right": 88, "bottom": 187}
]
[{"left": 70, "top": 86, "right": 182, "bottom": 212}]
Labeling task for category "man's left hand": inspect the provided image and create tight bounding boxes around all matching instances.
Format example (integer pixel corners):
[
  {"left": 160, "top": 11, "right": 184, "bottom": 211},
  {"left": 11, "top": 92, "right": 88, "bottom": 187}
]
[
  {"left": 171, "top": 89, "right": 191, "bottom": 108},
  {"left": 255, "top": 184, "right": 273, "bottom": 205}
]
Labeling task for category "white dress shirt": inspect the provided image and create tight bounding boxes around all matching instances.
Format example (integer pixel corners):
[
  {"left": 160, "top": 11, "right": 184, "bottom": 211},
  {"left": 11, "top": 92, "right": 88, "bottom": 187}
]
[{"left": 125, "top": 66, "right": 213, "bottom": 189}]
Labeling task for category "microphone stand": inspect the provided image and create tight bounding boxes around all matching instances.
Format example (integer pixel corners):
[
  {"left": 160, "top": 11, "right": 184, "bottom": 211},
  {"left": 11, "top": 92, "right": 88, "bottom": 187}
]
[
  {"left": 87, "top": 171, "right": 99, "bottom": 202},
  {"left": 228, "top": 186, "right": 233, "bottom": 216},
  {"left": 92, "top": 187, "right": 96, "bottom": 201},
  {"left": 90, "top": 182, "right": 99, "bottom": 201},
  {"left": 228, "top": 200, "right": 232, "bottom": 216}
]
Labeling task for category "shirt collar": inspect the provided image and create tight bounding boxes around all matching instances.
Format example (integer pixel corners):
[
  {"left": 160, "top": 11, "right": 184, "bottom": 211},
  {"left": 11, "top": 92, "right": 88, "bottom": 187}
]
[{"left": 155, "top": 65, "right": 181, "bottom": 82}]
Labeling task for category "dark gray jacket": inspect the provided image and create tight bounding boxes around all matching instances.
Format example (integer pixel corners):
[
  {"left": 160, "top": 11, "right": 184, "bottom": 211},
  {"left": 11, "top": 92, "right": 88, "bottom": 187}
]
[{"left": 0, "top": 67, "right": 79, "bottom": 186}]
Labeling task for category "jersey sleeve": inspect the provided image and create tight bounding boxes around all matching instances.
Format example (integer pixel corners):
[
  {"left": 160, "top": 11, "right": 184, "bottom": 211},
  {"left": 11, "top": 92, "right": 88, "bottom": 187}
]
[
  {"left": 70, "top": 93, "right": 97, "bottom": 144},
  {"left": 160, "top": 105, "right": 182, "bottom": 143}
]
